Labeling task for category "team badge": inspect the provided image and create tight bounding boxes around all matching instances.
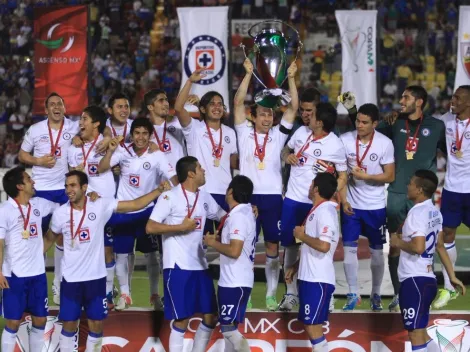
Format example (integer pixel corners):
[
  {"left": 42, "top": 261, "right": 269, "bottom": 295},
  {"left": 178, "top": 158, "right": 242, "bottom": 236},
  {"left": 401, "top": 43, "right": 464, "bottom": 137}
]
[
  {"left": 421, "top": 128, "right": 430, "bottom": 137},
  {"left": 63, "top": 132, "right": 71, "bottom": 140},
  {"left": 298, "top": 155, "right": 308, "bottom": 166},
  {"left": 129, "top": 174, "right": 140, "bottom": 187},
  {"left": 29, "top": 224, "right": 38, "bottom": 238},
  {"left": 370, "top": 153, "right": 378, "bottom": 161},
  {"left": 143, "top": 162, "right": 151, "bottom": 170},
  {"left": 314, "top": 149, "right": 321, "bottom": 157},
  {"left": 88, "top": 213, "right": 96, "bottom": 221},
  {"left": 88, "top": 163, "right": 99, "bottom": 176},
  {"left": 194, "top": 216, "right": 202, "bottom": 230},
  {"left": 79, "top": 228, "right": 91, "bottom": 243},
  {"left": 34, "top": 209, "right": 40, "bottom": 217}
]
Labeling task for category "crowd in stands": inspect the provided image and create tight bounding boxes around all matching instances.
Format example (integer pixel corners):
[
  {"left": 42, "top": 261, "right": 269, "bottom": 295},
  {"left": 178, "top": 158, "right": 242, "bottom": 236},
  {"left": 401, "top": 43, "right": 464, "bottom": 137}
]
[{"left": 0, "top": 0, "right": 468, "bottom": 167}]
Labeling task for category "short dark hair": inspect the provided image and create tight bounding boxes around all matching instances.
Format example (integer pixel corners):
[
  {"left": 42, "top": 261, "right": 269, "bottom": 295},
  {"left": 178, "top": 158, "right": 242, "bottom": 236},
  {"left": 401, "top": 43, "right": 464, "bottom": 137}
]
[
  {"left": 358, "top": 103, "right": 379, "bottom": 122},
  {"left": 405, "top": 85, "right": 428, "bottom": 108},
  {"left": 413, "top": 169, "right": 438, "bottom": 198},
  {"left": 313, "top": 172, "right": 338, "bottom": 200},
  {"left": 249, "top": 104, "right": 273, "bottom": 119},
  {"left": 65, "top": 170, "right": 88, "bottom": 187},
  {"left": 83, "top": 105, "right": 107, "bottom": 134},
  {"left": 143, "top": 89, "right": 167, "bottom": 108},
  {"left": 300, "top": 88, "right": 321, "bottom": 104},
  {"left": 108, "top": 93, "right": 130, "bottom": 109},
  {"left": 176, "top": 156, "right": 198, "bottom": 183},
  {"left": 44, "top": 92, "right": 64, "bottom": 108},
  {"left": 3, "top": 166, "right": 26, "bottom": 198},
  {"left": 130, "top": 117, "right": 154, "bottom": 135},
  {"left": 315, "top": 102, "right": 337, "bottom": 133},
  {"left": 199, "top": 91, "right": 225, "bottom": 121},
  {"left": 457, "top": 85, "right": 470, "bottom": 94},
  {"left": 228, "top": 175, "right": 253, "bottom": 204}
]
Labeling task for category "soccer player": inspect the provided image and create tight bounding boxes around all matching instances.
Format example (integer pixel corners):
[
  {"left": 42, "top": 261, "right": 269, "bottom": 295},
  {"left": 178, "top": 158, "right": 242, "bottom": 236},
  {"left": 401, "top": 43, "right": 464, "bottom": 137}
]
[
  {"left": 106, "top": 93, "right": 133, "bottom": 143},
  {"left": 390, "top": 170, "right": 466, "bottom": 351},
  {"left": 341, "top": 86, "right": 446, "bottom": 312},
  {"left": 0, "top": 167, "right": 59, "bottom": 352},
  {"left": 174, "top": 69, "right": 238, "bottom": 235},
  {"left": 278, "top": 102, "right": 347, "bottom": 311},
  {"left": 44, "top": 170, "right": 166, "bottom": 351},
  {"left": 339, "top": 104, "right": 395, "bottom": 311},
  {"left": 284, "top": 172, "right": 340, "bottom": 352},
  {"left": 146, "top": 156, "right": 227, "bottom": 352},
  {"left": 98, "top": 117, "right": 178, "bottom": 311},
  {"left": 203, "top": 175, "right": 256, "bottom": 352},
  {"left": 233, "top": 59, "right": 298, "bottom": 310},
  {"left": 433, "top": 85, "right": 470, "bottom": 308}
]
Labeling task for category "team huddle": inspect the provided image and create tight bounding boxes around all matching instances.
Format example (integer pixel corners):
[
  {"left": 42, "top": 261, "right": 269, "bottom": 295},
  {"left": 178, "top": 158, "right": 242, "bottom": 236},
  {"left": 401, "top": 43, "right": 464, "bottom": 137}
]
[{"left": 0, "top": 58, "right": 468, "bottom": 352}]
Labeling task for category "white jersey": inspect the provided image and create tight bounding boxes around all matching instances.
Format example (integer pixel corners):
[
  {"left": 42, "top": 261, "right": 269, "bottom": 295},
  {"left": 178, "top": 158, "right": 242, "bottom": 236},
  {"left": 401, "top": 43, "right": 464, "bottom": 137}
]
[
  {"left": 21, "top": 118, "right": 80, "bottom": 190},
  {"left": 218, "top": 203, "right": 257, "bottom": 288},
  {"left": 440, "top": 112, "right": 470, "bottom": 193},
  {"left": 67, "top": 134, "right": 115, "bottom": 198},
  {"left": 298, "top": 201, "right": 339, "bottom": 285},
  {"left": 149, "top": 185, "right": 226, "bottom": 270},
  {"left": 151, "top": 117, "right": 186, "bottom": 166},
  {"left": 110, "top": 144, "right": 176, "bottom": 208},
  {"left": 398, "top": 199, "right": 442, "bottom": 282},
  {"left": 182, "top": 118, "right": 237, "bottom": 195},
  {"left": 286, "top": 129, "right": 347, "bottom": 204},
  {"left": 50, "top": 197, "right": 118, "bottom": 282},
  {"left": 106, "top": 118, "right": 132, "bottom": 144},
  {"left": 0, "top": 198, "right": 58, "bottom": 277},
  {"left": 235, "top": 120, "right": 292, "bottom": 195},
  {"left": 340, "top": 130, "right": 395, "bottom": 210}
]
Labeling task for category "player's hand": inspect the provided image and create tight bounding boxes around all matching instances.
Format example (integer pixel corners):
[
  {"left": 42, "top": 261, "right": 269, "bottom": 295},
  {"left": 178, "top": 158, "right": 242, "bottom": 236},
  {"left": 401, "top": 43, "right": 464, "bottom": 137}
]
[
  {"left": 337, "top": 92, "right": 356, "bottom": 111},
  {"left": 243, "top": 58, "right": 253, "bottom": 75},
  {"left": 111, "top": 165, "right": 121, "bottom": 176},
  {"left": 351, "top": 166, "right": 369, "bottom": 181},
  {"left": 148, "top": 141, "right": 160, "bottom": 154},
  {"left": 384, "top": 111, "right": 399, "bottom": 125},
  {"left": 284, "top": 266, "right": 298, "bottom": 284},
  {"left": 108, "top": 137, "right": 121, "bottom": 153},
  {"left": 96, "top": 136, "right": 111, "bottom": 154},
  {"left": 287, "top": 62, "right": 297, "bottom": 78},
  {"left": 293, "top": 225, "right": 306, "bottom": 242},
  {"left": 0, "top": 272, "right": 9, "bottom": 289},
  {"left": 189, "top": 68, "right": 207, "bottom": 83},
  {"left": 285, "top": 153, "right": 299, "bottom": 166},
  {"left": 181, "top": 216, "right": 197, "bottom": 232},
  {"left": 37, "top": 154, "right": 56, "bottom": 168},
  {"left": 251, "top": 205, "right": 259, "bottom": 218},
  {"left": 75, "top": 163, "right": 85, "bottom": 171},
  {"left": 158, "top": 181, "right": 172, "bottom": 192},
  {"left": 203, "top": 231, "right": 217, "bottom": 247},
  {"left": 450, "top": 276, "right": 466, "bottom": 296},
  {"left": 342, "top": 201, "right": 354, "bottom": 216},
  {"left": 72, "top": 135, "right": 84, "bottom": 147},
  {"left": 389, "top": 233, "right": 400, "bottom": 248},
  {"left": 87, "top": 191, "right": 101, "bottom": 202},
  {"left": 186, "top": 94, "right": 200, "bottom": 106}
]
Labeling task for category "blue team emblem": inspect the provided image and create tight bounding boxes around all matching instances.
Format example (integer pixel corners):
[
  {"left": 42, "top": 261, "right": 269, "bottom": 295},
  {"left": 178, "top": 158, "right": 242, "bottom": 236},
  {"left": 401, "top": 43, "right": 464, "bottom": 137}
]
[
  {"left": 168, "top": 126, "right": 176, "bottom": 133},
  {"left": 194, "top": 216, "right": 202, "bottom": 230},
  {"left": 143, "top": 162, "right": 151, "bottom": 170},
  {"left": 33, "top": 209, "right": 40, "bottom": 217},
  {"left": 29, "top": 224, "right": 38, "bottom": 237},
  {"left": 79, "top": 229, "right": 90, "bottom": 243},
  {"left": 63, "top": 132, "right": 71, "bottom": 140},
  {"left": 184, "top": 35, "right": 226, "bottom": 85},
  {"left": 421, "top": 128, "right": 430, "bottom": 137},
  {"left": 129, "top": 174, "right": 140, "bottom": 187},
  {"left": 370, "top": 153, "right": 378, "bottom": 161},
  {"left": 162, "top": 141, "right": 171, "bottom": 152},
  {"left": 54, "top": 147, "right": 62, "bottom": 157},
  {"left": 298, "top": 155, "right": 307, "bottom": 166},
  {"left": 314, "top": 149, "right": 321, "bottom": 157},
  {"left": 309, "top": 214, "right": 314, "bottom": 221},
  {"left": 224, "top": 136, "right": 230, "bottom": 144},
  {"left": 88, "top": 163, "right": 98, "bottom": 175},
  {"left": 204, "top": 203, "right": 209, "bottom": 211},
  {"left": 451, "top": 141, "right": 458, "bottom": 155},
  {"left": 465, "top": 131, "right": 470, "bottom": 139},
  {"left": 88, "top": 213, "right": 96, "bottom": 221}
]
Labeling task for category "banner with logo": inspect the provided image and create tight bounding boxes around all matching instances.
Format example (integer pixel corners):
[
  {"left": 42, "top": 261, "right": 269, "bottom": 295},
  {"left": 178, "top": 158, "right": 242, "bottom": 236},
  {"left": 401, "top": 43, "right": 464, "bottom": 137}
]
[
  {"left": 177, "top": 7, "right": 229, "bottom": 111},
  {"left": 15, "top": 310, "right": 470, "bottom": 351},
  {"left": 33, "top": 5, "right": 88, "bottom": 116},
  {"left": 335, "top": 10, "right": 377, "bottom": 114},
  {"left": 454, "top": 6, "right": 470, "bottom": 90}
]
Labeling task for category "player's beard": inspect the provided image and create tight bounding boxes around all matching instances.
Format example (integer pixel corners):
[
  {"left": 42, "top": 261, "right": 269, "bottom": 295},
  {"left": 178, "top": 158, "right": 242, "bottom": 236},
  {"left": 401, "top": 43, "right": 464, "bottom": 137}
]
[{"left": 402, "top": 102, "right": 417, "bottom": 117}]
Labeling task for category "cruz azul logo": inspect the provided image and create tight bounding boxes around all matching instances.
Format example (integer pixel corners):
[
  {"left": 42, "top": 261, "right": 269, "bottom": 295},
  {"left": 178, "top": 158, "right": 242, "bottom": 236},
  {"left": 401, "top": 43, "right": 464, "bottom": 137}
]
[
  {"left": 184, "top": 35, "right": 226, "bottom": 85},
  {"left": 37, "top": 23, "right": 75, "bottom": 53}
]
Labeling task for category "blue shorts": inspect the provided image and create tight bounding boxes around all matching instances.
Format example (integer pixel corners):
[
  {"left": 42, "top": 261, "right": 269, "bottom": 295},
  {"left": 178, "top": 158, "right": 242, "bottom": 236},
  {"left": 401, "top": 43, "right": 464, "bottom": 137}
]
[
  {"left": 341, "top": 207, "right": 387, "bottom": 249},
  {"left": 2, "top": 273, "right": 48, "bottom": 320},
  {"left": 217, "top": 286, "right": 252, "bottom": 325},
  {"left": 59, "top": 277, "right": 107, "bottom": 322},
  {"left": 163, "top": 266, "right": 217, "bottom": 320},
  {"left": 135, "top": 234, "right": 160, "bottom": 253},
  {"left": 399, "top": 276, "right": 437, "bottom": 331},
  {"left": 280, "top": 197, "right": 312, "bottom": 247},
  {"left": 34, "top": 189, "right": 69, "bottom": 233},
  {"left": 203, "top": 193, "right": 229, "bottom": 234},
  {"left": 251, "top": 194, "right": 283, "bottom": 243},
  {"left": 441, "top": 189, "right": 470, "bottom": 228},
  {"left": 298, "top": 280, "right": 335, "bottom": 325}
]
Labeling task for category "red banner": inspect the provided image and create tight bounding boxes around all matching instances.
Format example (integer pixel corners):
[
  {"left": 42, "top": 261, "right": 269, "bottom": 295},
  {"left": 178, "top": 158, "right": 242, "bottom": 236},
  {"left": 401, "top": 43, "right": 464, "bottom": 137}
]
[
  {"left": 33, "top": 5, "right": 88, "bottom": 116},
  {"left": 14, "top": 311, "right": 470, "bottom": 351}
]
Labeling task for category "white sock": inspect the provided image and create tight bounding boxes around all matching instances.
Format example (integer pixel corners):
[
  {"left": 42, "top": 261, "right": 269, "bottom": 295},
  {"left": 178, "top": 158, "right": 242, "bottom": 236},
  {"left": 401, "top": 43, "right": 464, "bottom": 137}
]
[
  {"left": 265, "top": 255, "right": 280, "bottom": 297},
  {"left": 311, "top": 335, "right": 328, "bottom": 352},
  {"left": 30, "top": 325, "right": 45, "bottom": 352},
  {"left": 128, "top": 253, "right": 135, "bottom": 294},
  {"left": 222, "top": 326, "right": 250, "bottom": 352},
  {"left": 343, "top": 245, "right": 358, "bottom": 294},
  {"left": 106, "top": 260, "right": 115, "bottom": 295},
  {"left": 283, "top": 246, "right": 299, "bottom": 295},
  {"left": 411, "top": 343, "right": 428, "bottom": 351},
  {"left": 169, "top": 323, "right": 185, "bottom": 352},
  {"left": 53, "top": 245, "right": 64, "bottom": 288},
  {"left": 85, "top": 332, "right": 103, "bottom": 352},
  {"left": 1, "top": 327, "right": 17, "bottom": 352},
  {"left": 145, "top": 251, "right": 160, "bottom": 296},
  {"left": 191, "top": 322, "right": 214, "bottom": 352},
  {"left": 370, "top": 248, "right": 385, "bottom": 296},
  {"left": 59, "top": 330, "right": 76, "bottom": 351},
  {"left": 443, "top": 242, "right": 457, "bottom": 291},
  {"left": 116, "top": 253, "right": 130, "bottom": 295},
  {"left": 426, "top": 339, "right": 440, "bottom": 352}
]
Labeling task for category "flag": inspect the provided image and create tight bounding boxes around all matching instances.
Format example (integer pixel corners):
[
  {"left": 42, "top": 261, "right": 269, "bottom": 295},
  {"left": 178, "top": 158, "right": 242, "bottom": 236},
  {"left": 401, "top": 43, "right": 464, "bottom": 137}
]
[{"left": 454, "top": 6, "right": 470, "bottom": 90}]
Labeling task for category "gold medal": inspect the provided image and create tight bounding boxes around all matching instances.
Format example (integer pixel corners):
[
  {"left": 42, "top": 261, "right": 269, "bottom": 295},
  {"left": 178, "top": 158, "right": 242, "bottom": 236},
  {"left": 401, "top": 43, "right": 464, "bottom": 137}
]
[
  {"left": 258, "top": 161, "right": 265, "bottom": 170},
  {"left": 21, "top": 230, "right": 30, "bottom": 239},
  {"left": 456, "top": 150, "right": 463, "bottom": 158},
  {"left": 214, "top": 158, "right": 220, "bottom": 167},
  {"left": 406, "top": 151, "right": 414, "bottom": 160}
]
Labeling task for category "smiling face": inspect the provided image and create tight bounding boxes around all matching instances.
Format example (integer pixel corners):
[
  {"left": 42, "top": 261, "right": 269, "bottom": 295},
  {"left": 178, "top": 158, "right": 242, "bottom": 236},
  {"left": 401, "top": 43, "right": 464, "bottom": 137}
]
[
  {"left": 451, "top": 88, "right": 470, "bottom": 116},
  {"left": 299, "top": 102, "right": 315, "bottom": 125},
  {"left": 18, "top": 171, "right": 35, "bottom": 198},
  {"left": 201, "top": 95, "right": 225, "bottom": 121},
  {"left": 65, "top": 175, "right": 87, "bottom": 204},
  {"left": 45, "top": 95, "right": 66, "bottom": 123},
  {"left": 399, "top": 90, "right": 419, "bottom": 114},
  {"left": 79, "top": 112, "right": 99, "bottom": 141},
  {"left": 108, "top": 98, "right": 130, "bottom": 125},
  {"left": 131, "top": 126, "right": 150, "bottom": 150},
  {"left": 253, "top": 106, "right": 274, "bottom": 134}
]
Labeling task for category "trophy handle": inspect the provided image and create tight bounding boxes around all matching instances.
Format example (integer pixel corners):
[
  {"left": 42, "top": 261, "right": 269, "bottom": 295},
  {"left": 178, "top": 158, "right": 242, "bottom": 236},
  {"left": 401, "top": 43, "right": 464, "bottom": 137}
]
[{"left": 240, "top": 43, "right": 268, "bottom": 89}]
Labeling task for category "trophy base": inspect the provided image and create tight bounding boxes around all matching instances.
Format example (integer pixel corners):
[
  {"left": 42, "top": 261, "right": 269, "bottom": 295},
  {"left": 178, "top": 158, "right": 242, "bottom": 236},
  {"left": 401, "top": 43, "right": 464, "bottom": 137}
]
[{"left": 254, "top": 88, "right": 292, "bottom": 108}]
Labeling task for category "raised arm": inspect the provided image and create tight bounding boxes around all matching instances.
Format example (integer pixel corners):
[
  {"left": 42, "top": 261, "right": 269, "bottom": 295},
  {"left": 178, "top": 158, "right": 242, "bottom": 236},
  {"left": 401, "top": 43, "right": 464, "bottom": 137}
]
[
  {"left": 97, "top": 137, "right": 120, "bottom": 173},
  {"left": 174, "top": 69, "right": 207, "bottom": 128},
  {"left": 281, "top": 62, "right": 299, "bottom": 124},
  {"left": 234, "top": 59, "right": 253, "bottom": 126},
  {"left": 116, "top": 186, "right": 163, "bottom": 213}
]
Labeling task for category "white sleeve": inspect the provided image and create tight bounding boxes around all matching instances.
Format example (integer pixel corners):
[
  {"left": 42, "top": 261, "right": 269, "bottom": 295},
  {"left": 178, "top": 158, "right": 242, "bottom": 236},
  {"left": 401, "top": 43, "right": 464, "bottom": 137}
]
[
  {"left": 181, "top": 118, "right": 196, "bottom": 149},
  {"left": 407, "top": 210, "right": 427, "bottom": 238},
  {"left": 206, "top": 194, "right": 227, "bottom": 221},
  {"left": 227, "top": 212, "right": 248, "bottom": 242},
  {"left": 333, "top": 143, "right": 348, "bottom": 172},
  {"left": 0, "top": 209, "right": 8, "bottom": 240},
  {"left": 287, "top": 128, "right": 299, "bottom": 149},
  {"left": 234, "top": 121, "right": 250, "bottom": 138},
  {"left": 155, "top": 152, "right": 176, "bottom": 180},
  {"left": 67, "top": 147, "right": 81, "bottom": 168},
  {"left": 316, "top": 208, "right": 336, "bottom": 243},
  {"left": 50, "top": 208, "right": 63, "bottom": 235},
  {"left": 149, "top": 192, "right": 172, "bottom": 223},
  {"left": 110, "top": 148, "right": 123, "bottom": 167},
  {"left": 37, "top": 198, "right": 60, "bottom": 217},
  {"left": 381, "top": 138, "right": 395, "bottom": 165},
  {"left": 21, "top": 126, "right": 34, "bottom": 152},
  {"left": 278, "top": 119, "right": 294, "bottom": 145},
  {"left": 102, "top": 198, "right": 119, "bottom": 221}
]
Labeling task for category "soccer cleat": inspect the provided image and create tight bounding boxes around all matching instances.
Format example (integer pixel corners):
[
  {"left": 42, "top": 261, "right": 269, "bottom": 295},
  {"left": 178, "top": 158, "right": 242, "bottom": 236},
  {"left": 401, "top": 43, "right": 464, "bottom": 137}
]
[
  {"left": 115, "top": 293, "right": 132, "bottom": 311},
  {"left": 433, "top": 289, "right": 459, "bottom": 309},
  {"left": 329, "top": 295, "right": 336, "bottom": 312},
  {"left": 106, "top": 292, "right": 115, "bottom": 311},
  {"left": 266, "top": 296, "right": 277, "bottom": 311},
  {"left": 52, "top": 284, "right": 60, "bottom": 305},
  {"left": 150, "top": 294, "right": 164, "bottom": 311},
  {"left": 342, "top": 293, "right": 362, "bottom": 311},
  {"left": 370, "top": 294, "right": 383, "bottom": 312},
  {"left": 388, "top": 294, "right": 400, "bottom": 312},
  {"left": 277, "top": 294, "right": 299, "bottom": 312}
]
